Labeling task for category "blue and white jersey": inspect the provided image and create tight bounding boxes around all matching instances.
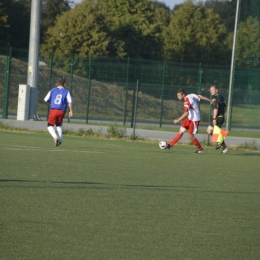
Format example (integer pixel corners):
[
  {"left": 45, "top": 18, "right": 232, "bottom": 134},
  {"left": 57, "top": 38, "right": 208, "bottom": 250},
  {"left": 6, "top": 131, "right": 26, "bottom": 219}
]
[{"left": 44, "top": 87, "right": 73, "bottom": 111}]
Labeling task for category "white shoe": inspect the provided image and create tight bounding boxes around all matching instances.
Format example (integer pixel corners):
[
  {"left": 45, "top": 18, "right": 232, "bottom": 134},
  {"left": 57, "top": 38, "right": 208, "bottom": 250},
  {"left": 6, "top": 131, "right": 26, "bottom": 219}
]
[{"left": 222, "top": 148, "right": 229, "bottom": 154}]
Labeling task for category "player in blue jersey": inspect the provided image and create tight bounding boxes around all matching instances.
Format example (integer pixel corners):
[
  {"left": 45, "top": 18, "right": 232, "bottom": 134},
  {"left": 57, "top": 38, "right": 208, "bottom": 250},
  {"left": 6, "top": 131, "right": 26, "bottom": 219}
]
[{"left": 44, "top": 78, "right": 73, "bottom": 146}]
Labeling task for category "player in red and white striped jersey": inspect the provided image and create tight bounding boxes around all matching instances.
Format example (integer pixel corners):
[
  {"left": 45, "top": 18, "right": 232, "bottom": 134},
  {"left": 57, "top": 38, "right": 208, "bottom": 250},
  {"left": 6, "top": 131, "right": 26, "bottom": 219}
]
[{"left": 166, "top": 88, "right": 204, "bottom": 153}]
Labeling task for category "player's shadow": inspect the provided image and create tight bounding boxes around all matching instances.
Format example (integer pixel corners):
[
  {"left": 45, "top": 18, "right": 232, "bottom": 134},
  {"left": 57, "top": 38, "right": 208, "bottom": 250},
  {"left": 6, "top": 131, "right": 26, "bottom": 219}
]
[
  {"left": 0, "top": 179, "right": 198, "bottom": 190},
  {"left": 235, "top": 153, "right": 260, "bottom": 156}
]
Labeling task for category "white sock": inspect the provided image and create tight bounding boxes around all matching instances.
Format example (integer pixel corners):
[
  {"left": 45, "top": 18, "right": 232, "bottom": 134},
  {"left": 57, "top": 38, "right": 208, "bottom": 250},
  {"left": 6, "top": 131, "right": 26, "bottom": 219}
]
[
  {"left": 56, "top": 126, "right": 63, "bottom": 142},
  {"left": 47, "top": 126, "right": 57, "bottom": 139}
]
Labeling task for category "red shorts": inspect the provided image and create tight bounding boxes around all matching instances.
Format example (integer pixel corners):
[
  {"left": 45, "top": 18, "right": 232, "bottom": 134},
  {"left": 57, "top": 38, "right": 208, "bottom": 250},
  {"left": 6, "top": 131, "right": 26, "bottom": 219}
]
[
  {"left": 48, "top": 109, "right": 66, "bottom": 125},
  {"left": 181, "top": 118, "right": 200, "bottom": 134}
]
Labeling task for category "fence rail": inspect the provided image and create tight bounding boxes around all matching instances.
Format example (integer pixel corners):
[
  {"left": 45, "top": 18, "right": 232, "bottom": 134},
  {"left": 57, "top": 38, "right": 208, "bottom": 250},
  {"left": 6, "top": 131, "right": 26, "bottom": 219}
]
[{"left": 1, "top": 47, "right": 260, "bottom": 130}]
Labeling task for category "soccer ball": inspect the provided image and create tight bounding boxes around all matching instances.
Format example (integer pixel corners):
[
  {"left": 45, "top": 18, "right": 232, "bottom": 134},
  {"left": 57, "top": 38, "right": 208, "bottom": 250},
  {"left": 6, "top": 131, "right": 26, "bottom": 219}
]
[{"left": 159, "top": 140, "right": 167, "bottom": 150}]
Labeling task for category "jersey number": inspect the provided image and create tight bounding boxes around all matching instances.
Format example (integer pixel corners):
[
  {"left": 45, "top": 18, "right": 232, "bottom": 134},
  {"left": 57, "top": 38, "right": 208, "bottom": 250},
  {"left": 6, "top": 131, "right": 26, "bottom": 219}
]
[{"left": 54, "top": 94, "right": 62, "bottom": 105}]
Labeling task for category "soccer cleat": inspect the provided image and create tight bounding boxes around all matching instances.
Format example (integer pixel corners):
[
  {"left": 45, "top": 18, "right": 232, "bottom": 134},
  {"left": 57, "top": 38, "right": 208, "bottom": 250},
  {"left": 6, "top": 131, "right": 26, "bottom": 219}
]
[
  {"left": 194, "top": 149, "right": 204, "bottom": 154},
  {"left": 216, "top": 142, "right": 222, "bottom": 149},
  {"left": 222, "top": 148, "right": 229, "bottom": 154},
  {"left": 54, "top": 138, "right": 59, "bottom": 146},
  {"left": 165, "top": 143, "right": 172, "bottom": 149},
  {"left": 54, "top": 138, "right": 62, "bottom": 147}
]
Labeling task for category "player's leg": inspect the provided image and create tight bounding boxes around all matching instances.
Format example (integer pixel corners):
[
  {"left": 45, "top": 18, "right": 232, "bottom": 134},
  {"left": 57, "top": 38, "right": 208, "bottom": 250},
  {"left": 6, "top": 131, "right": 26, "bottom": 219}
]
[
  {"left": 56, "top": 124, "right": 62, "bottom": 145},
  {"left": 55, "top": 110, "right": 66, "bottom": 145},
  {"left": 47, "top": 110, "right": 59, "bottom": 145},
  {"left": 217, "top": 117, "right": 228, "bottom": 153},
  {"left": 167, "top": 118, "right": 189, "bottom": 148},
  {"left": 167, "top": 129, "right": 184, "bottom": 148},
  {"left": 189, "top": 121, "right": 203, "bottom": 153}
]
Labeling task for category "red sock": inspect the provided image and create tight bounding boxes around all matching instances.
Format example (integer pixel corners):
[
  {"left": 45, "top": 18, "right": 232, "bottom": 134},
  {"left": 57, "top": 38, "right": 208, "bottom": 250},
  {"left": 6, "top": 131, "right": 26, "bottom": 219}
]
[
  {"left": 191, "top": 137, "right": 202, "bottom": 150},
  {"left": 169, "top": 133, "right": 183, "bottom": 147}
]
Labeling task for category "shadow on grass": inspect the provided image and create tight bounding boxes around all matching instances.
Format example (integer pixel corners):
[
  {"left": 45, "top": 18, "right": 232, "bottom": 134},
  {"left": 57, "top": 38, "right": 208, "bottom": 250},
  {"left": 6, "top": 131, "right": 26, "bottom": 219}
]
[
  {"left": 234, "top": 153, "right": 260, "bottom": 156},
  {"left": 1, "top": 179, "right": 260, "bottom": 194},
  {"left": 0, "top": 179, "right": 198, "bottom": 190}
]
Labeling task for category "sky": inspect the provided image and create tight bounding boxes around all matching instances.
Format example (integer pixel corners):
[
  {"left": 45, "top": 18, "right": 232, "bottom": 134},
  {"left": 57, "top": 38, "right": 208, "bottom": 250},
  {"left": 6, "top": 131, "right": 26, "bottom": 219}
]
[{"left": 72, "top": 0, "right": 184, "bottom": 10}]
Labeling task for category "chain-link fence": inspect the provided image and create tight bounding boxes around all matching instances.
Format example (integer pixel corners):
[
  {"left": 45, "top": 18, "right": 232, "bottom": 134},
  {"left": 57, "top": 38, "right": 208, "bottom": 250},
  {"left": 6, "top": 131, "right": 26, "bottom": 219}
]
[{"left": 0, "top": 47, "right": 260, "bottom": 133}]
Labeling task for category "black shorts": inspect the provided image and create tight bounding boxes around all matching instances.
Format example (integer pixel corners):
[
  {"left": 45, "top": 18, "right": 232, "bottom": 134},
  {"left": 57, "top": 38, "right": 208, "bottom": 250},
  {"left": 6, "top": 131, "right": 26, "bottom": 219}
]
[{"left": 210, "top": 117, "right": 224, "bottom": 128}]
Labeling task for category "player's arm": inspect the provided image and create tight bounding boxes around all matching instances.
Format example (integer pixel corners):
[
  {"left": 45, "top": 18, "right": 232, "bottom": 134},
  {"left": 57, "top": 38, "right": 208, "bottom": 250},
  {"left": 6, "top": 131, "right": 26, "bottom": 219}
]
[
  {"left": 44, "top": 91, "right": 51, "bottom": 103},
  {"left": 68, "top": 102, "right": 73, "bottom": 118},
  {"left": 198, "top": 95, "right": 211, "bottom": 102},
  {"left": 173, "top": 111, "right": 188, "bottom": 124}
]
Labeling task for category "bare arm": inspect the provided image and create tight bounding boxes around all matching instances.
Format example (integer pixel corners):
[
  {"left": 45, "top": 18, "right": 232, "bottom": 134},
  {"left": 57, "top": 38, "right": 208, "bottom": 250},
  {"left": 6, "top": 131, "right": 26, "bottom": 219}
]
[
  {"left": 198, "top": 95, "right": 211, "bottom": 102},
  {"left": 68, "top": 103, "right": 73, "bottom": 118},
  {"left": 173, "top": 111, "right": 189, "bottom": 124}
]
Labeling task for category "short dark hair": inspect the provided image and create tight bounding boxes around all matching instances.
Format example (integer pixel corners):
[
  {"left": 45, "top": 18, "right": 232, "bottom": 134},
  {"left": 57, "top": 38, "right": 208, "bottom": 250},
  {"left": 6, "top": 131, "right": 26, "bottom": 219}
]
[
  {"left": 210, "top": 85, "right": 218, "bottom": 90},
  {"left": 57, "top": 78, "right": 65, "bottom": 86},
  {"left": 177, "top": 88, "right": 186, "bottom": 95}
]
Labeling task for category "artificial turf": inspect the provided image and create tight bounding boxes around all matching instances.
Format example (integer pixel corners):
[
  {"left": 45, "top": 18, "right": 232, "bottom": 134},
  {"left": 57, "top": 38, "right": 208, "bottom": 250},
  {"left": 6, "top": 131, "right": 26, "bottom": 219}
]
[{"left": 1, "top": 131, "right": 259, "bottom": 259}]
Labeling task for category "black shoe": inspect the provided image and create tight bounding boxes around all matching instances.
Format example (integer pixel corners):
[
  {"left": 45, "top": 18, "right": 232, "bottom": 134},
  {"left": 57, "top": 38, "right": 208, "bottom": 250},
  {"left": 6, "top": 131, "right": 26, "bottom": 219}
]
[
  {"left": 166, "top": 143, "right": 171, "bottom": 149},
  {"left": 222, "top": 148, "right": 229, "bottom": 154},
  {"left": 195, "top": 149, "right": 204, "bottom": 154},
  {"left": 216, "top": 142, "right": 222, "bottom": 149}
]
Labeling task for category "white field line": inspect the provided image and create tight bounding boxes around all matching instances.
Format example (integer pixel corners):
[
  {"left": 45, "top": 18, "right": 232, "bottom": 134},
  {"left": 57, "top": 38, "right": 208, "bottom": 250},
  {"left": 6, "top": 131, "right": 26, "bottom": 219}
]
[{"left": 0, "top": 145, "right": 103, "bottom": 154}]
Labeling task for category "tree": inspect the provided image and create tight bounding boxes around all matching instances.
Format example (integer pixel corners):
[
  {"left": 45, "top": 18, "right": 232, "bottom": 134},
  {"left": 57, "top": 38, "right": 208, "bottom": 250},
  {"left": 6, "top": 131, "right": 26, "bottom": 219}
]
[
  {"left": 41, "top": 0, "right": 124, "bottom": 58},
  {"left": 0, "top": 2, "right": 10, "bottom": 47},
  {"left": 164, "top": 0, "right": 229, "bottom": 64},
  {"left": 204, "top": 0, "right": 236, "bottom": 33},
  {"left": 0, "top": 0, "right": 30, "bottom": 48},
  {"left": 41, "top": 0, "right": 72, "bottom": 42},
  {"left": 98, "top": 0, "right": 164, "bottom": 59},
  {"left": 151, "top": 1, "right": 171, "bottom": 27},
  {"left": 235, "top": 16, "right": 260, "bottom": 62}
]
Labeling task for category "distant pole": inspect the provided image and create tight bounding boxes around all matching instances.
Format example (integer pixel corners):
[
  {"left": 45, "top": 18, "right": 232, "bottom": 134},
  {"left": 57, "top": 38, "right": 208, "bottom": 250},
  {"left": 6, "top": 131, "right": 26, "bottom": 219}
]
[
  {"left": 226, "top": 0, "right": 240, "bottom": 130},
  {"left": 27, "top": 0, "right": 41, "bottom": 120}
]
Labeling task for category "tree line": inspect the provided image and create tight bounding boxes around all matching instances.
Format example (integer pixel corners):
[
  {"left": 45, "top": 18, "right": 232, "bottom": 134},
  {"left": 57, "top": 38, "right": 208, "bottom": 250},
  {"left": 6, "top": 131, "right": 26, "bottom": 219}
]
[{"left": 0, "top": 0, "right": 259, "bottom": 65}]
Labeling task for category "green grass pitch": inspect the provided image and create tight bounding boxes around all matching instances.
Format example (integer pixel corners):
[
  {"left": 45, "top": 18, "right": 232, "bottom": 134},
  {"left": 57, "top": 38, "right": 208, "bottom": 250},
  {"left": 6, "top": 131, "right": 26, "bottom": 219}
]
[{"left": 1, "top": 131, "right": 260, "bottom": 259}]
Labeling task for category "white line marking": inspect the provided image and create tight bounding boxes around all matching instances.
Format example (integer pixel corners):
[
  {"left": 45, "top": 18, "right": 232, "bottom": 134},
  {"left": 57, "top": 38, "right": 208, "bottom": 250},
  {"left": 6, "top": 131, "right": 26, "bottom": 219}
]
[{"left": 0, "top": 145, "right": 103, "bottom": 154}]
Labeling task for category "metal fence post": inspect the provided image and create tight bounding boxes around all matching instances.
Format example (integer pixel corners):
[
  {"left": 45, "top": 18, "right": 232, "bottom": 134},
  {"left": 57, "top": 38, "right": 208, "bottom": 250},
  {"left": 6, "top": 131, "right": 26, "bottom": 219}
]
[
  {"left": 2, "top": 51, "right": 12, "bottom": 119},
  {"left": 68, "top": 58, "right": 74, "bottom": 123},
  {"left": 132, "top": 80, "right": 139, "bottom": 140},
  {"left": 197, "top": 63, "right": 202, "bottom": 95},
  {"left": 86, "top": 55, "right": 92, "bottom": 124},
  {"left": 47, "top": 51, "right": 54, "bottom": 119},
  {"left": 159, "top": 60, "right": 166, "bottom": 127},
  {"left": 123, "top": 57, "right": 130, "bottom": 125},
  {"left": 131, "top": 64, "right": 139, "bottom": 128}
]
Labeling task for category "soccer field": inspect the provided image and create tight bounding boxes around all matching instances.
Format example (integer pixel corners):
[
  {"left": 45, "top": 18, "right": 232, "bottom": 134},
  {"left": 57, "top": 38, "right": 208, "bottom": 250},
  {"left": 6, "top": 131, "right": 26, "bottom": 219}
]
[{"left": 1, "top": 131, "right": 259, "bottom": 260}]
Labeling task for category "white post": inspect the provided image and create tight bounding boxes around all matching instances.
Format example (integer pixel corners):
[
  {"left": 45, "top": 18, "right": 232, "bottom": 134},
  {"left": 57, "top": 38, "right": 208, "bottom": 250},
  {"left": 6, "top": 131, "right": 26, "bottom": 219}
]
[
  {"left": 226, "top": 0, "right": 240, "bottom": 131},
  {"left": 27, "top": 0, "right": 41, "bottom": 120},
  {"left": 17, "top": 85, "right": 30, "bottom": 121}
]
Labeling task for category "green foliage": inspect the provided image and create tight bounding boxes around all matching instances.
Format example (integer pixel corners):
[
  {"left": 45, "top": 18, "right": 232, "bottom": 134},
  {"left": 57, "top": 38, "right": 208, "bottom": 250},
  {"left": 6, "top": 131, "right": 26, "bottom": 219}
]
[
  {"left": 164, "top": 0, "right": 229, "bottom": 64},
  {"left": 41, "top": 0, "right": 72, "bottom": 42},
  {"left": 0, "top": 0, "right": 30, "bottom": 48},
  {"left": 98, "top": 0, "right": 164, "bottom": 59},
  {"left": 64, "top": 124, "right": 127, "bottom": 139},
  {"left": 41, "top": 0, "right": 124, "bottom": 59},
  {"left": 0, "top": 2, "right": 9, "bottom": 46},
  {"left": 237, "top": 140, "right": 259, "bottom": 150},
  {"left": 236, "top": 16, "right": 260, "bottom": 61},
  {"left": 107, "top": 123, "right": 127, "bottom": 138},
  {"left": 204, "top": 0, "right": 236, "bottom": 33}
]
